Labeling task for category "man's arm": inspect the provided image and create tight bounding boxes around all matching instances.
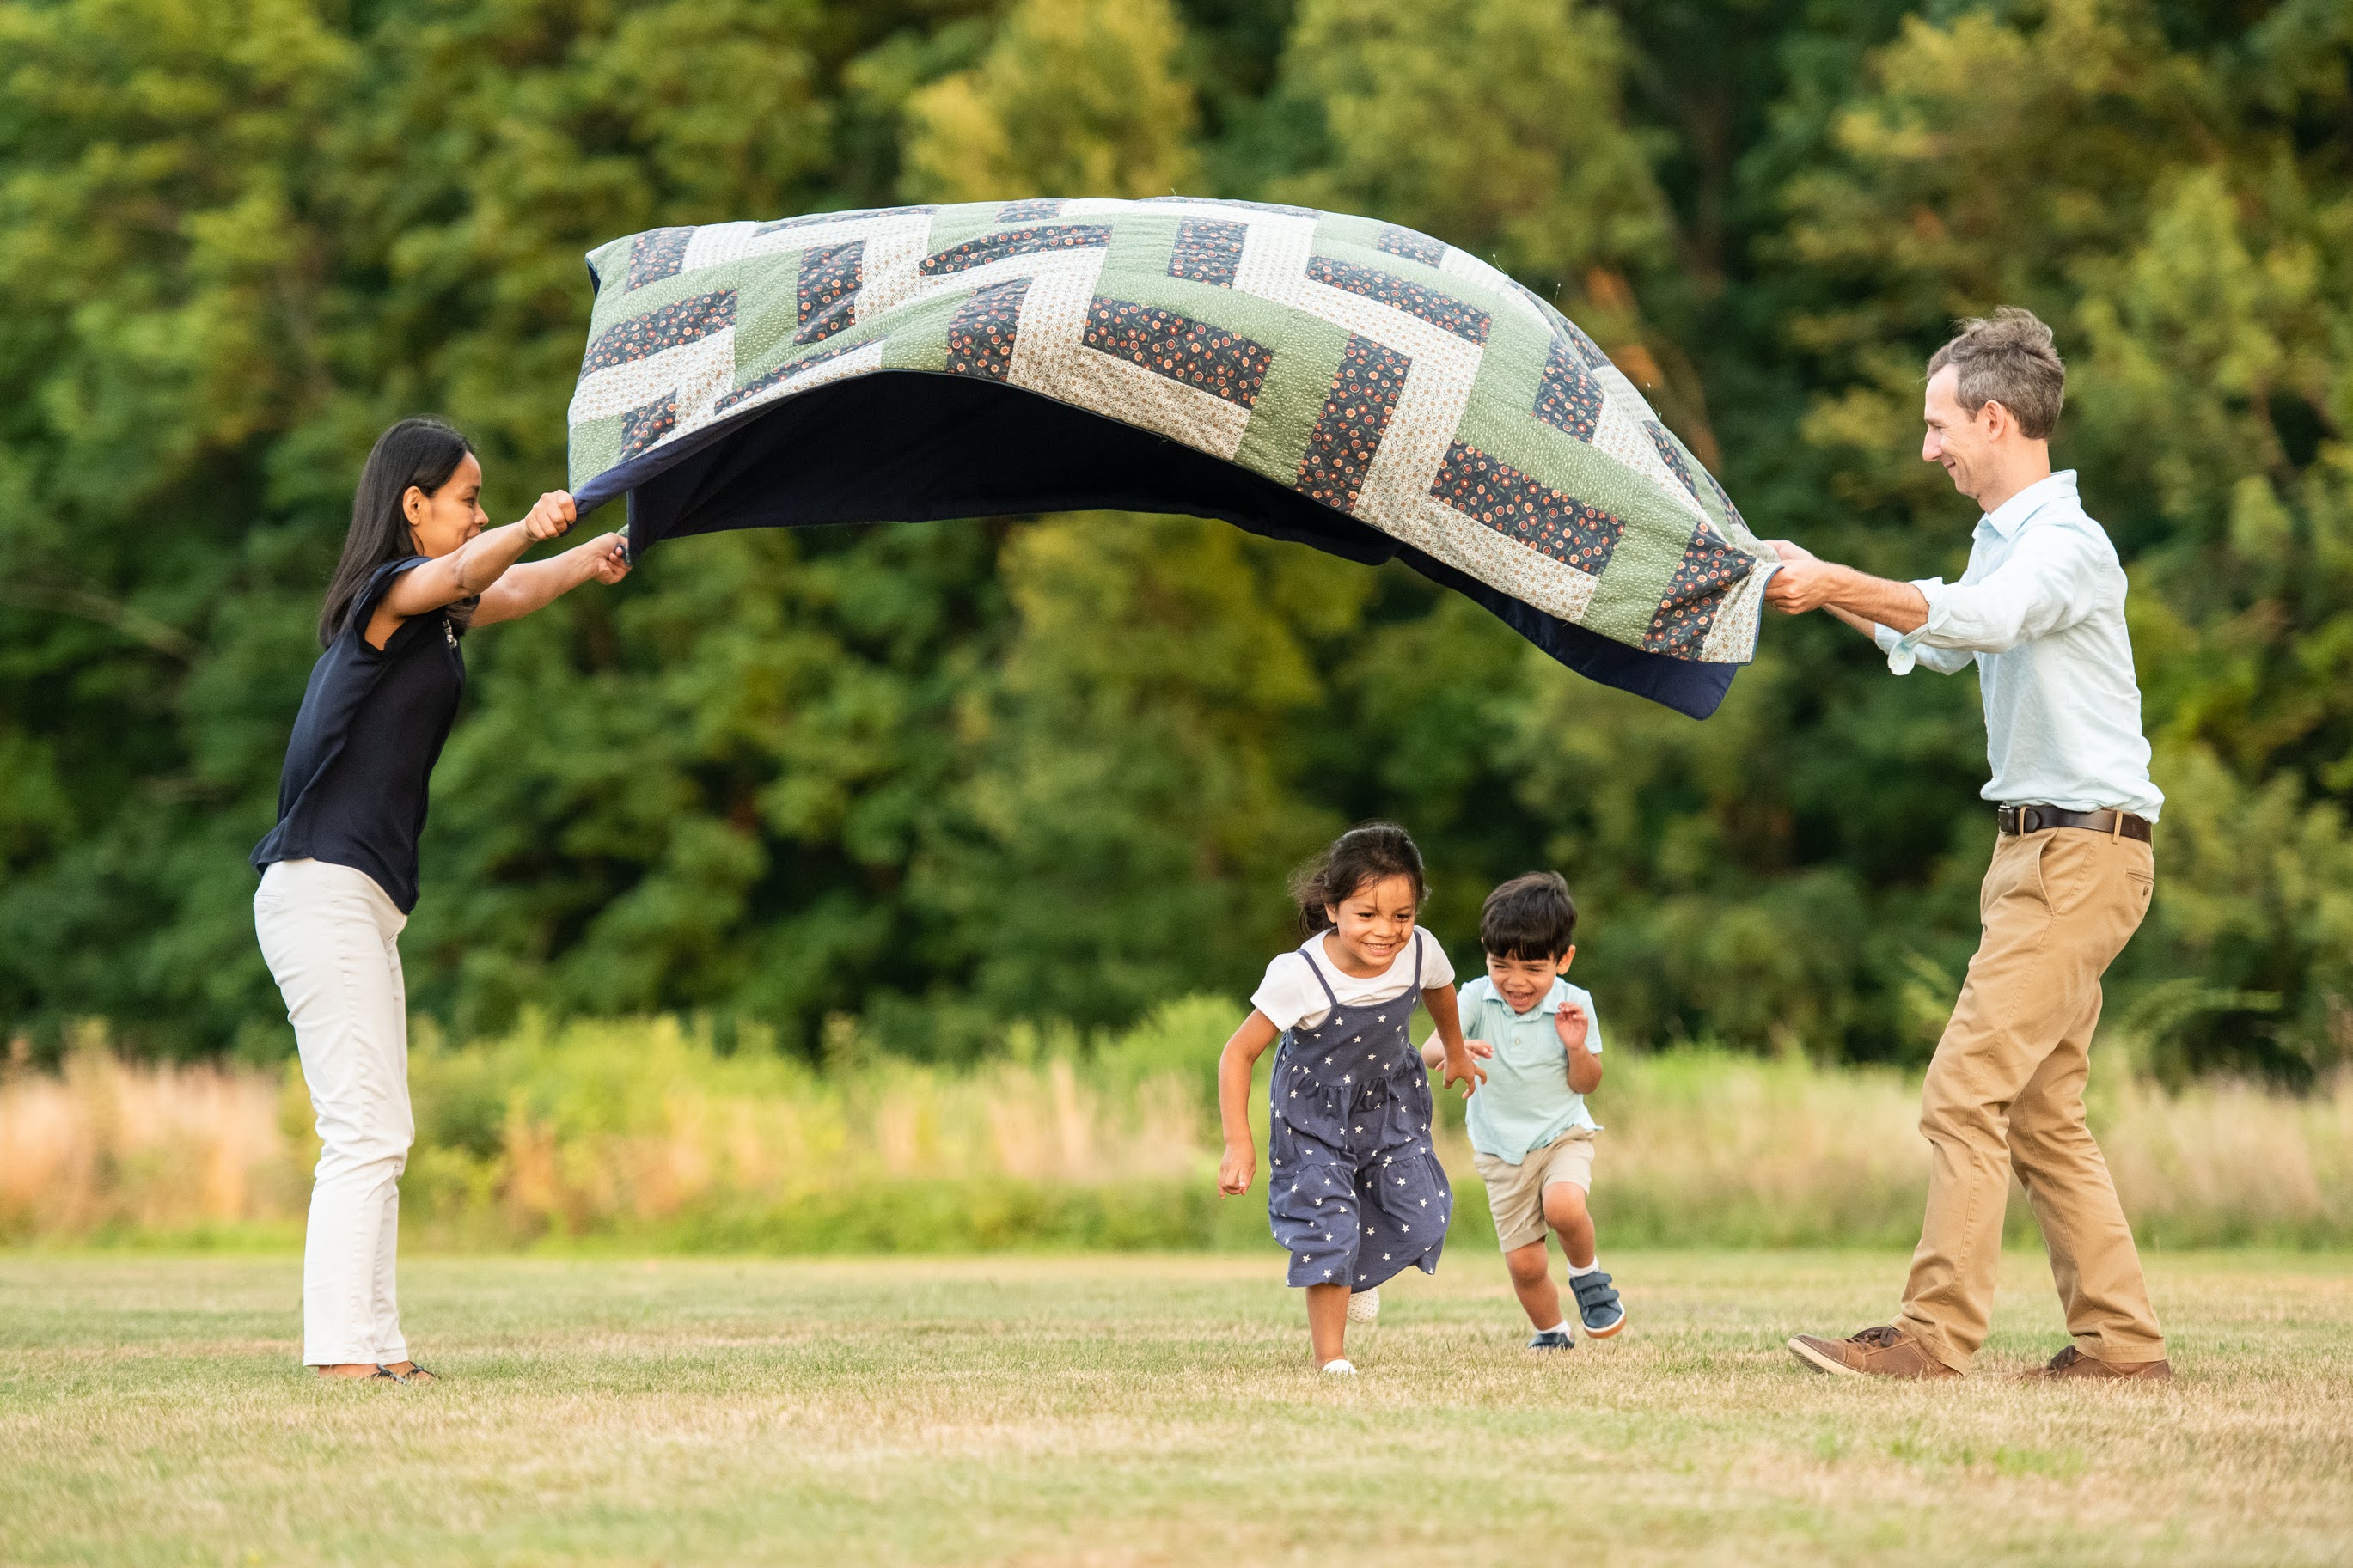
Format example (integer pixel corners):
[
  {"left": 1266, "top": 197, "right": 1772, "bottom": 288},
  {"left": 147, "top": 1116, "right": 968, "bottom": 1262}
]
[
  {"left": 1823, "top": 603, "right": 1880, "bottom": 638},
  {"left": 1763, "top": 546, "right": 1930, "bottom": 631},
  {"left": 1887, "top": 529, "right": 2101, "bottom": 654},
  {"left": 1766, "top": 551, "right": 1972, "bottom": 674},
  {"left": 1768, "top": 532, "right": 2099, "bottom": 656},
  {"left": 1768, "top": 541, "right": 1910, "bottom": 644}
]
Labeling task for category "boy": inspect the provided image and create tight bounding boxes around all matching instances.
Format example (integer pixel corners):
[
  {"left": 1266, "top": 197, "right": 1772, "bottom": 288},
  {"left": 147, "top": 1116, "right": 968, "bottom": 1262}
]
[{"left": 1422, "top": 872, "right": 1623, "bottom": 1349}]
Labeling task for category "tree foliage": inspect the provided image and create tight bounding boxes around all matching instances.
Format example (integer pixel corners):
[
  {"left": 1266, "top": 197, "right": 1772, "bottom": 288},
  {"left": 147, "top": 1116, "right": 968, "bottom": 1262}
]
[
  {"left": 3, "top": 0, "right": 2348, "bottom": 1082},
  {"left": 903, "top": 0, "right": 1201, "bottom": 200}
]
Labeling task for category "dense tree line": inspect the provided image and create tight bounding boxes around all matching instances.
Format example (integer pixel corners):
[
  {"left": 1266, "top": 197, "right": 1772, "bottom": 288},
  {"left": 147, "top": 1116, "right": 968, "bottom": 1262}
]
[{"left": 3, "top": 0, "right": 2348, "bottom": 1080}]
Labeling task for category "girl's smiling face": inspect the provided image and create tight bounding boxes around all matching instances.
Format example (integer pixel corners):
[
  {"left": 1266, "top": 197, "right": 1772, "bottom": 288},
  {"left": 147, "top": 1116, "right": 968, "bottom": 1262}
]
[{"left": 1320, "top": 873, "right": 1421, "bottom": 977}]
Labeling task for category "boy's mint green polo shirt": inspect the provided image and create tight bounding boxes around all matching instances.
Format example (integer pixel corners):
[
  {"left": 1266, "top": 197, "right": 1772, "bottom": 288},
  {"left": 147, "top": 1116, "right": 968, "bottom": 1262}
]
[{"left": 1459, "top": 975, "right": 1604, "bottom": 1163}]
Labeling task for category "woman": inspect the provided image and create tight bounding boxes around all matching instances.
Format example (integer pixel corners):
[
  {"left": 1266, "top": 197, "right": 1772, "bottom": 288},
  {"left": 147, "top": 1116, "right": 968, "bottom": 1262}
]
[{"left": 252, "top": 417, "right": 629, "bottom": 1382}]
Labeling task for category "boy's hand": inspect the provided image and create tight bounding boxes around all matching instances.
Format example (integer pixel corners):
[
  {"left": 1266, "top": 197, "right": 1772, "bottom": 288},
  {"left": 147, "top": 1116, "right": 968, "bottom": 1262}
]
[
  {"left": 1218, "top": 1141, "right": 1256, "bottom": 1196},
  {"left": 1464, "top": 1038, "right": 1494, "bottom": 1059},
  {"left": 1556, "top": 1003, "right": 1590, "bottom": 1053}
]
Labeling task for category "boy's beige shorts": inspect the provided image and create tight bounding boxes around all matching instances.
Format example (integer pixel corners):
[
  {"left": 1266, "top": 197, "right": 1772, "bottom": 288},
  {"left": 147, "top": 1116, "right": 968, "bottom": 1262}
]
[{"left": 1473, "top": 1134, "right": 1595, "bottom": 1252}]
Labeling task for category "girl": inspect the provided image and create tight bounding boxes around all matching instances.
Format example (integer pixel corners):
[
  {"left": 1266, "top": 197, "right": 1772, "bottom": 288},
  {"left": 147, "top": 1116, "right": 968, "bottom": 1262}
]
[
  {"left": 1217, "top": 824, "right": 1485, "bottom": 1373},
  {"left": 252, "top": 417, "right": 629, "bottom": 1384}
]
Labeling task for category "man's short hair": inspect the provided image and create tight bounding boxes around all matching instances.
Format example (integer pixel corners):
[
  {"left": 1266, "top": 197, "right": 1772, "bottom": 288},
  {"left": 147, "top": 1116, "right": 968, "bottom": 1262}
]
[
  {"left": 1927, "top": 307, "right": 2065, "bottom": 440},
  {"left": 1480, "top": 872, "right": 1577, "bottom": 961}
]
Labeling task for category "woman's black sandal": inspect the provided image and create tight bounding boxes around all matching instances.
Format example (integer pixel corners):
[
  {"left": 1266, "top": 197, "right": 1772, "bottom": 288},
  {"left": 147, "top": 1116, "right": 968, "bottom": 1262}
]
[{"left": 378, "top": 1364, "right": 438, "bottom": 1385}]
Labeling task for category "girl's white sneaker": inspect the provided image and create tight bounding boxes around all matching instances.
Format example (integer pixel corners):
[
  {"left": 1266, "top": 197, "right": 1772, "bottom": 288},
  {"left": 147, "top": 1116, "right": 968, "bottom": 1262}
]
[
  {"left": 1345, "top": 1287, "right": 1381, "bottom": 1324},
  {"left": 1319, "top": 1358, "right": 1358, "bottom": 1376}
]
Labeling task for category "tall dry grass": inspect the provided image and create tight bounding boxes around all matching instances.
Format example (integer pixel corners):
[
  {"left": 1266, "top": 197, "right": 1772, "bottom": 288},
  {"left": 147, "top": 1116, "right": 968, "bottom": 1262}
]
[
  {"left": 0, "top": 1032, "right": 309, "bottom": 1242},
  {"left": 3, "top": 1004, "right": 2349, "bottom": 1249},
  {"left": 1598, "top": 1050, "right": 2353, "bottom": 1247}
]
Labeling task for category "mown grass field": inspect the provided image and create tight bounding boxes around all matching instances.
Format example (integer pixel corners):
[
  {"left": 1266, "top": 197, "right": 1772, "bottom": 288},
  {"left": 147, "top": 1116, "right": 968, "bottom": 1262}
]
[{"left": 2, "top": 1249, "right": 2348, "bottom": 1566}]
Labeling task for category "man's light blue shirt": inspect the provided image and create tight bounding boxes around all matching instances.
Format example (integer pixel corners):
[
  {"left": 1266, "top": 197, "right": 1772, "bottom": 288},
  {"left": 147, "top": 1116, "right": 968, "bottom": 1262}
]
[
  {"left": 1459, "top": 975, "right": 1603, "bottom": 1163},
  {"left": 1874, "top": 470, "right": 2162, "bottom": 820}
]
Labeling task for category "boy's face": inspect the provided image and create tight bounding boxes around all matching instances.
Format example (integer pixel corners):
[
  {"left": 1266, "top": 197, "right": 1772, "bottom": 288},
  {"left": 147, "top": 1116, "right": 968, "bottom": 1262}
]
[
  {"left": 1322, "top": 874, "right": 1421, "bottom": 973},
  {"left": 1485, "top": 946, "right": 1574, "bottom": 1014}
]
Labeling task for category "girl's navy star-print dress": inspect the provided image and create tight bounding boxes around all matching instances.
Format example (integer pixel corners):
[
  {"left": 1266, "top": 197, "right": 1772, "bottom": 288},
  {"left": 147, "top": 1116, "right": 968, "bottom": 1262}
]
[{"left": 1267, "top": 930, "right": 1454, "bottom": 1289}]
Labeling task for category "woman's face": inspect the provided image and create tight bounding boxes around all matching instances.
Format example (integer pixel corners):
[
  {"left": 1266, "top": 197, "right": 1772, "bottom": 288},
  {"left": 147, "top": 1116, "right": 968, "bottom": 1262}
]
[{"left": 403, "top": 452, "right": 488, "bottom": 558}]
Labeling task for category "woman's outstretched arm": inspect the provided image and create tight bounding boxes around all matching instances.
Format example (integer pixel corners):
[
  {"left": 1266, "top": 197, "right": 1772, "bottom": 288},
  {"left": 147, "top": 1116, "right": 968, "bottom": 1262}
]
[
  {"left": 471, "top": 533, "right": 630, "bottom": 625},
  {"left": 370, "top": 491, "right": 581, "bottom": 644}
]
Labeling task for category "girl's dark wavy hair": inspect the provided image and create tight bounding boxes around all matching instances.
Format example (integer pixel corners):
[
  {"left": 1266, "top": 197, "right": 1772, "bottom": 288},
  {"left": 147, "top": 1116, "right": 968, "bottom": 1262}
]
[
  {"left": 1288, "top": 822, "right": 1427, "bottom": 937},
  {"left": 317, "top": 417, "right": 476, "bottom": 647}
]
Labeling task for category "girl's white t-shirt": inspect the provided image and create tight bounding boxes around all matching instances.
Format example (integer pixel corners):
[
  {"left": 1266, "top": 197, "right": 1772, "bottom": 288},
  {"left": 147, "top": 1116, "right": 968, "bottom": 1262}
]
[{"left": 1250, "top": 928, "right": 1457, "bottom": 1032}]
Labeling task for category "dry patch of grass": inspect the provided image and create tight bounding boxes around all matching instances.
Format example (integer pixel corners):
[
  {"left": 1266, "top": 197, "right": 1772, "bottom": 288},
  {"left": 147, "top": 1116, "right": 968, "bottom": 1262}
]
[{"left": 1, "top": 1250, "right": 2347, "bottom": 1566}]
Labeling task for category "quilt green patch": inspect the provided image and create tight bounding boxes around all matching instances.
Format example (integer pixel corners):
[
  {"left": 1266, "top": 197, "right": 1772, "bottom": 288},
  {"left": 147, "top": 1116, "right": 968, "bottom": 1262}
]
[{"left": 568, "top": 198, "right": 1776, "bottom": 668}]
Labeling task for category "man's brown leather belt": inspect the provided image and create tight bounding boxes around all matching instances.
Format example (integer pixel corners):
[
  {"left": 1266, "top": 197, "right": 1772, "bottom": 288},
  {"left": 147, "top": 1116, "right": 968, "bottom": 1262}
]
[{"left": 1997, "top": 803, "right": 2153, "bottom": 843}]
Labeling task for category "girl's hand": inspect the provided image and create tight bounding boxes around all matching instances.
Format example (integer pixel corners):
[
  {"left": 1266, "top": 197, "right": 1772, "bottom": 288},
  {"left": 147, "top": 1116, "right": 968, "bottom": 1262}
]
[
  {"left": 1421, "top": 1035, "right": 1494, "bottom": 1070},
  {"left": 1218, "top": 1141, "right": 1256, "bottom": 1196},
  {"left": 583, "top": 533, "right": 631, "bottom": 584},
  {"left": 1555, "top": 1003, "right": 1590, "bottom": 1053},
  {"left": 1442, "top": 1048, "right": 1487, "bottom": 1099},
  {"left": 521, "top": 491, "right": 578, "bottom": 543}
]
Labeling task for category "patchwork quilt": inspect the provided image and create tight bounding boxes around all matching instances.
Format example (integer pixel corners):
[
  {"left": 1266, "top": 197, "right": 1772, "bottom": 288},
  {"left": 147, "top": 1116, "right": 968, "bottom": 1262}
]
[{"left": 566, "top": 198, "right": 1778, "bottom": 716}]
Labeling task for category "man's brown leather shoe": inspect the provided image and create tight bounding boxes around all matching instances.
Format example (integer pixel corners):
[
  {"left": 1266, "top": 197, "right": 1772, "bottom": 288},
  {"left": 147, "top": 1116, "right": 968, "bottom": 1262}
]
[
  {"left": 2023, "top": 1345, "right": 2173, "bottom": 1382},
  {"left": 1787, "top": 1324, "right": 1958, "bottom": 1379}
]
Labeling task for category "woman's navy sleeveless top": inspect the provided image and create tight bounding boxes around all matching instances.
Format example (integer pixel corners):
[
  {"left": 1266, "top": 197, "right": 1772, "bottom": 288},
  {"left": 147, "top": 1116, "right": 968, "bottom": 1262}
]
[{"left": 250, "top": 557, "right": 465, "bottom": 912}]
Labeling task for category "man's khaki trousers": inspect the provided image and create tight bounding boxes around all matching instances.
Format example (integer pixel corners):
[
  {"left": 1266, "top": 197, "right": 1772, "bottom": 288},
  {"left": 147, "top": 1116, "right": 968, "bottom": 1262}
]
[{"left": 1897, "top": 826, "right": 2164, "bottom": 1372}]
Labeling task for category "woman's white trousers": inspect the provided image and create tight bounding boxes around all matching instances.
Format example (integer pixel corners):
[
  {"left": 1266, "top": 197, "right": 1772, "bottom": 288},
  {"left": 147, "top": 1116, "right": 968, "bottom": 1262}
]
[{"left": 254, "top": 857, "right": 413, "bottom": 1366}]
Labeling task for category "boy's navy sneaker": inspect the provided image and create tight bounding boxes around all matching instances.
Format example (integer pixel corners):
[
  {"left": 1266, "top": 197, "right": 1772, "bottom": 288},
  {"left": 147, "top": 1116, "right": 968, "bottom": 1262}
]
[
  {"left": 1526, "top": 1326, "right": 1574, "bottom": 1351},
  {"left": 1570, "top": 1271, "right": 1626, "bottom": 1338}
]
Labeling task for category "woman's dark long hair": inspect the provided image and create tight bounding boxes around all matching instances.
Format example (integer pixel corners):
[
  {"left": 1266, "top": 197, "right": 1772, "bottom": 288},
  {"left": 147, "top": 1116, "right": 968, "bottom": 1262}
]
[
  {"left": 1289, "top": 822, "right": 1427, "bottom": 937},
  {"left": 317, "top": 417, "right": 475, "bottom": 647}
]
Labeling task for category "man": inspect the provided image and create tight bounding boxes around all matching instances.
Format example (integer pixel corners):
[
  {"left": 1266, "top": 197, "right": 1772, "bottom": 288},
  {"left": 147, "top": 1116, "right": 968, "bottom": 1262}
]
[{"left": 1765, "top": 308, "right": 2172, "bottom": 1382}]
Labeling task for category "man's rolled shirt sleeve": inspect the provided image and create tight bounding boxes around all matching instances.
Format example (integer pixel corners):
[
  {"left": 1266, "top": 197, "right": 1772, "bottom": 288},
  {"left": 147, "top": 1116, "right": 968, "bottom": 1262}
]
[
  {"left": 1878, "top": 601, "right": 1977, "bottom": 675},
  {"left": 1882, "top": 530, "right": 2101, "bottom": 675}
]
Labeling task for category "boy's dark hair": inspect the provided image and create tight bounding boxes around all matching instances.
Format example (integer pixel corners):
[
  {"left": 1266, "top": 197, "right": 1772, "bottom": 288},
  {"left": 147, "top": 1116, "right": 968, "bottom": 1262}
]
[
  {"left": 1290, "top": 822, "right": 1427, "bottom": 937},
  {"left": 1480, "top": 871, "right": 1577, "bottom": 960}
]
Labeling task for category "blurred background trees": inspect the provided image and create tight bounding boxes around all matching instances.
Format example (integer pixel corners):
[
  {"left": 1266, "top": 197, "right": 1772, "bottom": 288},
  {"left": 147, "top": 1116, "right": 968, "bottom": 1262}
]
[{"left": 3, "top": 0, "right": 2347, "bottom": 1083}]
